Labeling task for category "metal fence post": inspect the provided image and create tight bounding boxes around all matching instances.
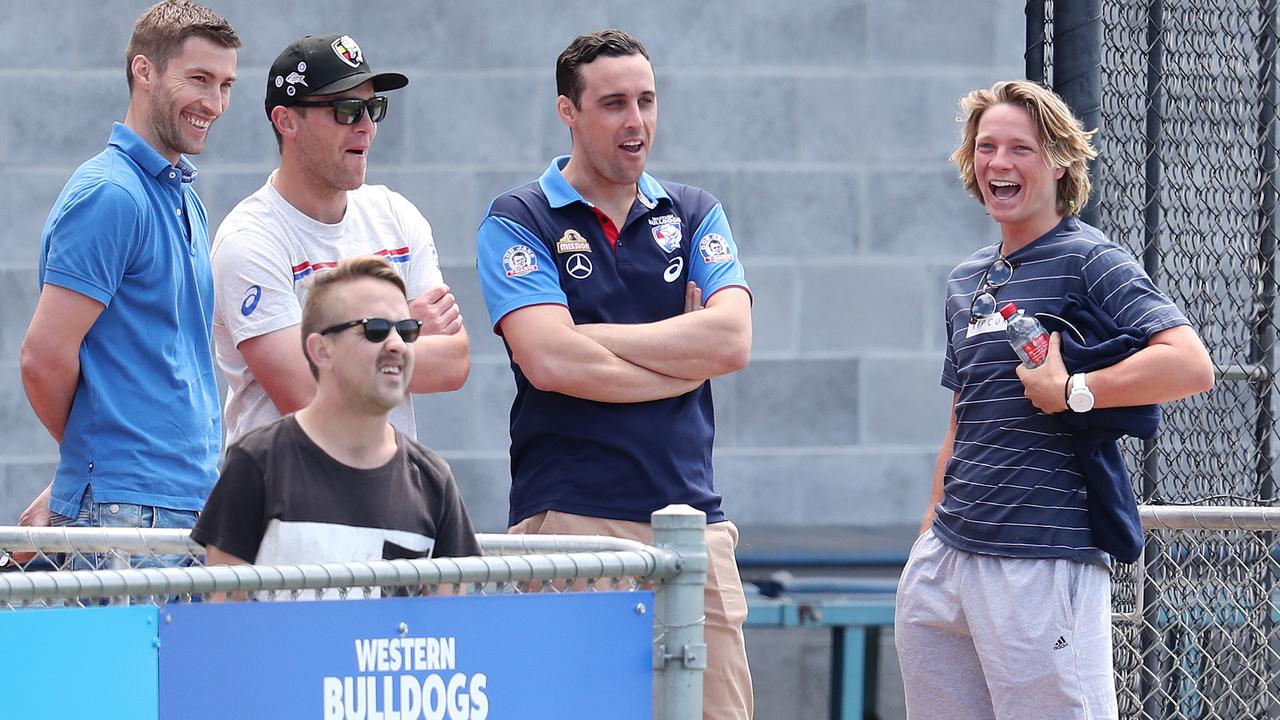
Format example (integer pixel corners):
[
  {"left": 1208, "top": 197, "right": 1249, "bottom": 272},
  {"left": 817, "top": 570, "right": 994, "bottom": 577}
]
[
  {"left": 651, "top": 504, "right": 707, "bottom": 720},
  {"left": 1052, "top": 0, "right": 1103, "bottom": 227}
]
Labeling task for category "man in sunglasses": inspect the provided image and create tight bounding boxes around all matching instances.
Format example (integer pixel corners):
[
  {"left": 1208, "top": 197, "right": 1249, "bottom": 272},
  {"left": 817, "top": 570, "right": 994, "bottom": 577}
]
[
  {"left": 17, "top": 1, "right": 239, "bottom": 558},
  {"left": 476, "top": 30, "right": 754, "bottom": 719},
  {"left": 895, "top": 80, "right": 1215, "bottom": 719},
  {"left": 194, "top": 255, "right": 480, "bottom": 578},
  {"left": 210, "top": 33, "right": 469, "bottom": 446}
]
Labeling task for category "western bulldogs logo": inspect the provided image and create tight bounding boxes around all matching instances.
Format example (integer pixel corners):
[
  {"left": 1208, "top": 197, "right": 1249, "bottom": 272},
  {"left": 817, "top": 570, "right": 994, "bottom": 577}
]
[
  {"left": 503, "top": 245, "right": 538, "bottom": 277},
  {"left": 652, "top": 223, "right": 682, "bottom": 253}
]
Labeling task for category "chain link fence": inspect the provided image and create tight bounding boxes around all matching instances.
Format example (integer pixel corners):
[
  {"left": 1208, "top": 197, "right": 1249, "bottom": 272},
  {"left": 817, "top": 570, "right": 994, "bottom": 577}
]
[
  {"left": 1115, "top": 508, "right": 1280, "bottom": 718},
  {"left": 1032, "top": 1, "right": 1280, "bottom": 716}
]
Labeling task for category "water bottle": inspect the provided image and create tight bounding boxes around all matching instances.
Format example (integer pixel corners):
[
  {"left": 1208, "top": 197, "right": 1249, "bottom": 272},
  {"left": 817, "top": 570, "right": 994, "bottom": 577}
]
[{"left": 1000, "top": 302, "right": 1049, "bottom": 368}]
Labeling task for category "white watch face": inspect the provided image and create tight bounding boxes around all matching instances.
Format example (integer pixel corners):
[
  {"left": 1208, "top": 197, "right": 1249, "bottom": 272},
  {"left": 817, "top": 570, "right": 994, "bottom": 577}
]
[{"left": 1069, "top": 386, "right": 1094, "bottom": 412}]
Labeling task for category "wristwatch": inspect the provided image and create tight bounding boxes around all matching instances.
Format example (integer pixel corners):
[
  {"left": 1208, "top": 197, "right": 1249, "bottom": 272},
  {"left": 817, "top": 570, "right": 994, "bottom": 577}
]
[{"left": 1067, "top": 373, "right": 1095, "bottom": 413}]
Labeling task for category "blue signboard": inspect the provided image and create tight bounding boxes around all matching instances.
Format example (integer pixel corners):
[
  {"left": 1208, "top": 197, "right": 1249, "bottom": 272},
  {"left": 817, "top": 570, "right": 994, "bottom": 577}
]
[
  {"left": 158, "top": 591, "right": 653, "bottom": 719},
  {"left": 0, "top": 605, "right": 159, "bottom": 720}
]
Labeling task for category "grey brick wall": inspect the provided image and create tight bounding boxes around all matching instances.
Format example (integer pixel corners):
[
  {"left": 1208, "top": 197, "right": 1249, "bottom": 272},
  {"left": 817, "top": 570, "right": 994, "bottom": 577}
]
[
  {"left": 0, "top": 0, "right": 1024, "bottom": 532},
  {"left": 1, "top": 2, "right": 1027, "bottom": 716}
]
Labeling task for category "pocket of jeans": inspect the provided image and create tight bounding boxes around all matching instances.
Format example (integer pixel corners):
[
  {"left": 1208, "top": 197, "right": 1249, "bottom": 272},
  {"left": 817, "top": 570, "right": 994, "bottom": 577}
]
[{"left": 95, "top": 501, "right": 146, "bottom": 529}]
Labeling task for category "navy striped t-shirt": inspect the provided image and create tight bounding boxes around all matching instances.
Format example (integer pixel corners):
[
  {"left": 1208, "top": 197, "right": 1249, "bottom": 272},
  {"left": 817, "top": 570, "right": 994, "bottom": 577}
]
[{"left": 935, "top": 216, "right": 1189, "bottom": 565}]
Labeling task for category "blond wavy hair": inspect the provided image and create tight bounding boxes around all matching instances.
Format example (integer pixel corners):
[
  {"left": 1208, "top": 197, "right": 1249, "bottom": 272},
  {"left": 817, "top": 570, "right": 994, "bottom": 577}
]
[{"left": 951, "top": 80, "right": 1098, "bottom": 217}]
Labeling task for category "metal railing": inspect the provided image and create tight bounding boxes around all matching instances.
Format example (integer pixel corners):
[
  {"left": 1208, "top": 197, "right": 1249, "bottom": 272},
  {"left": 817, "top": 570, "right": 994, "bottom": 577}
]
[{"left": 0, "top": 505, "right": 709, "bottom": 720}]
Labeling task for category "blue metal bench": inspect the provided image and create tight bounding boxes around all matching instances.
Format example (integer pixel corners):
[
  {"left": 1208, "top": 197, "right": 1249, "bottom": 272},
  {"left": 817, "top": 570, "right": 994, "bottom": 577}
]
[{"left": 746, "top": 574, "right": 898, "bottom": 720}]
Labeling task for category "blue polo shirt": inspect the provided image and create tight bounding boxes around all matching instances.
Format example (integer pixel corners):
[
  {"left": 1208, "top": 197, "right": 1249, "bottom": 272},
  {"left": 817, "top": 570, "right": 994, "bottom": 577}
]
[
  {"left": 477, "top": 156, "right": 749, "bottom": 526},
  {"left": 38, "top": 122, "right": 221, "bottom": 517}
]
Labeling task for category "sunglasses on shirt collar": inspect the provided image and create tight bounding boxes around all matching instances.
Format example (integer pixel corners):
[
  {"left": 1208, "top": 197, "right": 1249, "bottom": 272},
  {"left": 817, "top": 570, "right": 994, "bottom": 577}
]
[
  {"left": 292, "top": 96, "right": 389, "bottom": 125},
  {"left": 968, "top": 256, "right": 1015, "bottom": 324},
  {"left": 320, "top": 317, "right": 422, "bottom": 343}
]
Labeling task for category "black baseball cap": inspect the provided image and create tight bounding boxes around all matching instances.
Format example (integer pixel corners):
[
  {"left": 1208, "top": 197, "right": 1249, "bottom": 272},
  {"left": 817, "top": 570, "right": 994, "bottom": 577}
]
[{"left": 265, "top": 34, "right": 408, "bottom": 117}]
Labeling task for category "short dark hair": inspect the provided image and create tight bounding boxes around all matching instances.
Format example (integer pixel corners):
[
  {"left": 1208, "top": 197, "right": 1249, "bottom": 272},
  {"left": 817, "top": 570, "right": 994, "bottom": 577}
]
[
  {"left": 125, "top": 0, "right": 240, "bottom": 91},
  {"left": 300, "top": 256, "right": 408, "bottom": 378},
  {"left": 556, "top": 29, "right": 649, "bottom": 106}
]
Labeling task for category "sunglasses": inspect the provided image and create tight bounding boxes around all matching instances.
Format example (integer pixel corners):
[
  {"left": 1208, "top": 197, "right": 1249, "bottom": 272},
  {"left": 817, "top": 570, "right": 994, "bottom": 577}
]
[
  {"left": 320, "top": 317, "right": 422, "bottom": 343},
  {"left": 968, "top": 256, "right": 1015, "bottom": 323},
  {"left": 292, "top": 95, "right": 389, "bottom": 125}
]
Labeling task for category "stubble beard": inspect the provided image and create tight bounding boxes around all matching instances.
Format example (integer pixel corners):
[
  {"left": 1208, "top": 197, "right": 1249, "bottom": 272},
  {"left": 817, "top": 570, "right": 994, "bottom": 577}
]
[{"left": 150, "top": 85, "right": 206, "bottom": 158}]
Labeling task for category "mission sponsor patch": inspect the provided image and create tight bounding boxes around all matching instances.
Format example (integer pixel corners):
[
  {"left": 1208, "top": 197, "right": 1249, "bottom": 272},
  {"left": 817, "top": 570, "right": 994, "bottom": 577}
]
[{"left": 556, "top": 229, "right": 591, "bottom": 254}]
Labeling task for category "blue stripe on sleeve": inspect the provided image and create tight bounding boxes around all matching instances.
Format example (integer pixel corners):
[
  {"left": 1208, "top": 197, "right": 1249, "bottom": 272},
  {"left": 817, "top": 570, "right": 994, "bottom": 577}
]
[
  {"left": 476, "top": 215, "right": 567, "bottom": 331},
  {"left": 687, "top": 203, "right": 749, "bottom": 300}
]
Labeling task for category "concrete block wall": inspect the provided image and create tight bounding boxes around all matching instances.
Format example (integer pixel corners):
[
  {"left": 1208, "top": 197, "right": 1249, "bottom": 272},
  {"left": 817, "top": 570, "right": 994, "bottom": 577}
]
[{"left": 0, "top": 0, "right": 1025, "bottom": 533}]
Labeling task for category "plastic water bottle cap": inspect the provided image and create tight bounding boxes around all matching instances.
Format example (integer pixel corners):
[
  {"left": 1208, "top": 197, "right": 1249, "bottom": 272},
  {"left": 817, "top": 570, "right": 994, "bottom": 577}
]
[{"left": 998, "top": 303, "right": 1019, "bottom": 319}]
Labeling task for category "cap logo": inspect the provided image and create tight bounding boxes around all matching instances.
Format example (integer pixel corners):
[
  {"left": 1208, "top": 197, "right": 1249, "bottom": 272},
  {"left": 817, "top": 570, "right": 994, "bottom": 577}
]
[{"left": 332, "top": 35, "right": 364, "bottom": 68}]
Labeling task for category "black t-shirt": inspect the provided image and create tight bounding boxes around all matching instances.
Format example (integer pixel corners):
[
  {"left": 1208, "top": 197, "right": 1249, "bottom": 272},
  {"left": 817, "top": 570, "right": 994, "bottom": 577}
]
[{"left": 192, "top": 416, "right": 481, "bottom": 567}]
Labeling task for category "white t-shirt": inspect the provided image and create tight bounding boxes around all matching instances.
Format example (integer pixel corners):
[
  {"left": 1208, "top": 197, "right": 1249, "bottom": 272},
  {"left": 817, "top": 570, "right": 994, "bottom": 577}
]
[{"left": 211, "top": 173, "right": 443, "bottom": 444}]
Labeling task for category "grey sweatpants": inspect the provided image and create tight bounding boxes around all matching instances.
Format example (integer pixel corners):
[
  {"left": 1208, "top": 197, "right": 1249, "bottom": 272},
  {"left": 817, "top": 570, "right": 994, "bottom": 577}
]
[{"left": 894, "top": 529, "right": 1118, "bottom": 720}]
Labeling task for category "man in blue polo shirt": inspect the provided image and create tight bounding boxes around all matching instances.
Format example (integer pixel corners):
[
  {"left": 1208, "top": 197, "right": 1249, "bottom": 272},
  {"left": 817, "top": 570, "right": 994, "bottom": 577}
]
[
  {"left": 16, "top": 0, "right": 239, "bottom": 560},
  {"left": 476, "top": 29, "right": 753, "bottom": 720}
]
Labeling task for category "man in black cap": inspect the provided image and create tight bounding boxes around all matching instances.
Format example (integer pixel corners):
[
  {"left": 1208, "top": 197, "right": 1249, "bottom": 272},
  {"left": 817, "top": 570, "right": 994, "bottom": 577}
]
[{"left": 211, "top": 33, "right": 470, "bottom": 446}]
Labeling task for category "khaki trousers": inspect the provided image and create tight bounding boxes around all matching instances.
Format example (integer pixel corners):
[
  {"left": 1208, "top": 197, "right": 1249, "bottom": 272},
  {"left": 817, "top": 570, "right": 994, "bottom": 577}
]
[{"left": 510, "top": 510, "right": 754, "bottom": 720}]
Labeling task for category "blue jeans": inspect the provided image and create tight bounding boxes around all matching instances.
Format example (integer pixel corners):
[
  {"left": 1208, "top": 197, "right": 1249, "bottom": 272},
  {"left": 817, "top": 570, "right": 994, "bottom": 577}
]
[{"left": 53, "top": 485, "right": 199, "bottom": 570}]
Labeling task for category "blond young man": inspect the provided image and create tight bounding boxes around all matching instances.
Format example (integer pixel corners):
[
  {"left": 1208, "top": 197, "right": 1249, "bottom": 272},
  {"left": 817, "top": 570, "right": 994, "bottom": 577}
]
[{"left": 894, "top": 81, "right": 1214, "bottom": 719}]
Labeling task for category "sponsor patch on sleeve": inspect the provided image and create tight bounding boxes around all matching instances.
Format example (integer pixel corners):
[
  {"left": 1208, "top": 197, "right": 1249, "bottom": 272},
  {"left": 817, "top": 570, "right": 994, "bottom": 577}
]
[
  {"left": 503, "top": 245, "right": 539, "bottom": 277},
  {"left": 698, "top": 233, "right": 733, "bottom": 263}
]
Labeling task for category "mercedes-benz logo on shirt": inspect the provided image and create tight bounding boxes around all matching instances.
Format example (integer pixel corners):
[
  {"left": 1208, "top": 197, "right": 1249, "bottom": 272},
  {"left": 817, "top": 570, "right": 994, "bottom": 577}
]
[{"left": 566, "top": 253, "right": 593, "bottom": 279}]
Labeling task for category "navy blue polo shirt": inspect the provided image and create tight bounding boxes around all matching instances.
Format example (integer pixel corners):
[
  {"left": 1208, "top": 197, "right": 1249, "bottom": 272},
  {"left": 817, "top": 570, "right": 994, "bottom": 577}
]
[
  {"left": 937, "top": 217, "right": 1188, "bottom": 565},
  {"left": 477, "top": 156, "right": 749, "bottom": 526}
]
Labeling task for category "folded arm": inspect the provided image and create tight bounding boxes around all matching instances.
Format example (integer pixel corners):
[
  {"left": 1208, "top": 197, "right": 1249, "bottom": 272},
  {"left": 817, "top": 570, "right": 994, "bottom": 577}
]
[
  {"left": 407, "top": 284, "right": 470, "bottom": 393},
  {"left": 576, "top": 285, "right": 751, "bottom": 381},
  {"left": 500, "top": 304, "right": 703, "bottom": 403},
  {"left": 239, "top": 327, "right": 316, "bottom": 416}
]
